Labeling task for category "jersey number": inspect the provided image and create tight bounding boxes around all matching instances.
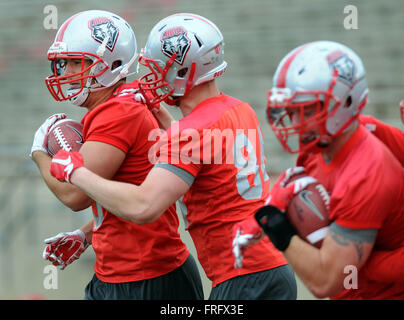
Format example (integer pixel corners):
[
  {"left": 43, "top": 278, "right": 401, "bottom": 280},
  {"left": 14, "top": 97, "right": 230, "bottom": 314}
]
[{"left": 233, "top": 126, "right": 269, "bottom": 200}]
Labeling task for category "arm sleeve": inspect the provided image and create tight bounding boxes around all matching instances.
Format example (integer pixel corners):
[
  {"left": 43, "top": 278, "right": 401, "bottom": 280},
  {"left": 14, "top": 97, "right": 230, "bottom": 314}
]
[
  {"left": 331, "top": 220, "right": 404, "bottom": 284},
  {"left": 154, "top": 162, "right": 195, "bottom": 186},
  {"left": 156, "top": 126, "right": 203, "bottom": 178}
]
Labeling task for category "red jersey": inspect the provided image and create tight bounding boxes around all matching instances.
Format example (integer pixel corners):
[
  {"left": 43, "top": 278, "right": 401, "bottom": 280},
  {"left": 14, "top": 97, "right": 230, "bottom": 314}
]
[
  {"left": 299, "top": 125, "right": 404, "bottom": 299},
  {"left": 82, "top": 82, "right": 189, "bottom": 283},
  {"left": 359, "top": 114, "right": 404, "bottom": 166},
  {"left": 155, "top": 93, "right": 287, "bottom": 287}
]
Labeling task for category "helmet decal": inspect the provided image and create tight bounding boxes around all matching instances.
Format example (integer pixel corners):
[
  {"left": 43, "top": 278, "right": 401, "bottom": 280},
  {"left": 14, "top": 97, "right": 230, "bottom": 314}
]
[
  {"left": 160, "top": 26, "right": 191, "bottom": 65},
  {"left": 327, "top": 50, "right": 355, "bottom": 86},
  {"left": 88, "top": 17, "right": 119, "bottom": 52}
]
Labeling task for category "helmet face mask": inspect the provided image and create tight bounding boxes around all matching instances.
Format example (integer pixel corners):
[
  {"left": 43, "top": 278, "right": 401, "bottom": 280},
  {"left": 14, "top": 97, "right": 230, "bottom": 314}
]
[
  {"left": 267, "top": 41, "right": 368, "bottom": 154},
  {"left": 138, "top": 52, "right": 176, "bottom": 105},
  {"left": 138, "top": 13, "right": 227, "bottom": 105},
  {"left": 44, "top": 10, "right": 137, "bottom": 106},
  {"left": 46, "top": 51, "right": 107, "bottom": 104},
  {"left": 268, "top": 88, "right": 339, "bottom": 154}
]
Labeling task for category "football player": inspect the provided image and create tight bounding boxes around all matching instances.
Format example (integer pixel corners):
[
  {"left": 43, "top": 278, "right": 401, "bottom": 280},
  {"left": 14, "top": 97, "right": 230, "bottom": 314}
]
[
  {"left": 30, "top": 10, "right": 203, "bottom": 300},
  {"left": 49, "top": 13, "right": 297, "bottom": 300},
  {"left": 254, "top": 41, "right": 404, "bottom": 299}
]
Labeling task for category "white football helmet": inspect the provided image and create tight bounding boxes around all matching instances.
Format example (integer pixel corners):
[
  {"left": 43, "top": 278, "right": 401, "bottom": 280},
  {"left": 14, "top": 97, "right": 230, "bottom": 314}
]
[
  {"left": 267, "top": 41, "right": 368, "bottom": 153},
  {"left": 45, "top": 10, "right": 137, "bottom": 106},
  {"left": 138, "top": 13, "right": 227, "bottom": 105}
]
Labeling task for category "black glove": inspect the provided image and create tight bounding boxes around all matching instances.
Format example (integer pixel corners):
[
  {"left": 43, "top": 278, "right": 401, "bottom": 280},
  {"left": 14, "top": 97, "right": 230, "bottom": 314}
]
[{"left": 255, "top": 205, "right": 297, "bottom": 251}]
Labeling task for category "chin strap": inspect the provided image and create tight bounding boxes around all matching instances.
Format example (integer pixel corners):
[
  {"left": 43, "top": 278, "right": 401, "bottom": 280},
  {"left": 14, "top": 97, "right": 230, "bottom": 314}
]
[
  {"left": 96, "top": 34, "right": 110, "bottom": 57},
  {"left": 184, "top": 62, "right": 196, "bottom": 96}
]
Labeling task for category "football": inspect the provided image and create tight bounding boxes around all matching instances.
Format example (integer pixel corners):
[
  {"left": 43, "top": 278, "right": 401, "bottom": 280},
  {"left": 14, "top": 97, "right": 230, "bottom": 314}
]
[
  {"left": 47, "top": 119, "right": 84, "bottom": 156},
  {"left": 286, "top": 174, "right": 330, "bottom": 248}
]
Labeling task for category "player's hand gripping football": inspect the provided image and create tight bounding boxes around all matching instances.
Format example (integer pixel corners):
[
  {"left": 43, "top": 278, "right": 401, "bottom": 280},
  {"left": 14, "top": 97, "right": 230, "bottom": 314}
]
[
  {"left": 30, "top": 113, "right": 66, "bottom": 158},
  {"left": 43, "top": 229, "right": 89, "bottom": 270},
  {"left": 232, "top": 217, "right": 263, "bottom": 269},
  {"left": 50, "top": 150, "right": 84, "bottom": 183},
  {"left": 255, "top": 167, "right": 317, "bottom": 251}
]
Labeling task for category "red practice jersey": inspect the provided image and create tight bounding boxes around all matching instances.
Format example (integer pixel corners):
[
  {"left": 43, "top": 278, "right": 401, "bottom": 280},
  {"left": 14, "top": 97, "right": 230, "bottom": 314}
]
[
  {"left": 155, "top": 93, "right": 287, "bottom": 287},
  {"left": 82, "top": 82, "right": 189, "bottom": 283},
  {"left": 359, "top": 114, "right": 404, "bottom": 166},
  {"left": 298, "top": 125, "right": 404, "bottom": 299}
]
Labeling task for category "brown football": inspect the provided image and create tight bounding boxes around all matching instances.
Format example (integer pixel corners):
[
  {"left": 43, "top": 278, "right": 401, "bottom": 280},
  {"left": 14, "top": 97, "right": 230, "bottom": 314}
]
[
  {"left": 47, "top": 119, "right": 84, "bottom": 156},
  {"left": 286, "top": 174, "right": 330, "bottom": 248}
]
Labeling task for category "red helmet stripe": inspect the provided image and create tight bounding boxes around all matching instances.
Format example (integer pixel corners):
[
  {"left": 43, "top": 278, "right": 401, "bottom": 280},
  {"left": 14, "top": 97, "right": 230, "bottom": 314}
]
[
  {"left": 276, "top": 43, "right": 311, "bottom": 88},
  {"left": 56, "top": 12, "right": 83, "bottom": 42},
  {"left": 171, "top": 13, "right": 221, "bottom": 36}
]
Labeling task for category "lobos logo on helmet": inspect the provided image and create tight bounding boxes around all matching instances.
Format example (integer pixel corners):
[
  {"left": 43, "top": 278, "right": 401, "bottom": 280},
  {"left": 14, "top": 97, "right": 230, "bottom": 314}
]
[
  {"left": 327, "top": 50, "right": 355, "bottom": 86},
  {"left": 88, "top": 17, "right": 119, "bottom": 52},
  {"left": 160, "top": 26, "right": 191, "bottom": 65}
]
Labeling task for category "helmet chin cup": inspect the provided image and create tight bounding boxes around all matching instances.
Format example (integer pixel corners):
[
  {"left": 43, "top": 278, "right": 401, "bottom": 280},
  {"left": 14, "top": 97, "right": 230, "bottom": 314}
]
[{"left": 67, "top": 87, "right": 90, "bottom": 106}]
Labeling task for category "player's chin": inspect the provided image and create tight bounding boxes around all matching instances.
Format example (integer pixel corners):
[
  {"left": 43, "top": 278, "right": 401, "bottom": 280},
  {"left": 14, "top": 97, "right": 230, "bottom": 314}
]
[{"left": 300, "top": 134, "right": 329, "bottom": 151}]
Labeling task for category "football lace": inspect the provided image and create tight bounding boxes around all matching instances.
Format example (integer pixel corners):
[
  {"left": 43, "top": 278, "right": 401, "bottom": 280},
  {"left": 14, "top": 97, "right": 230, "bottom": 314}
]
[
  {"left": 54, "top": 127, "right": 72, "bottom": 151},
  {"left": 315, "top": 184, "right": 330, "bottom": 211}
]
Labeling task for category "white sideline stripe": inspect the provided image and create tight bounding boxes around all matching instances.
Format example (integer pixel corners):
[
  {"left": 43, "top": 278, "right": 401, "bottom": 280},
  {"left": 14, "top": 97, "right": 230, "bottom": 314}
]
[{"left": 307, "top": 227, "right": 329, "bottom": 244}]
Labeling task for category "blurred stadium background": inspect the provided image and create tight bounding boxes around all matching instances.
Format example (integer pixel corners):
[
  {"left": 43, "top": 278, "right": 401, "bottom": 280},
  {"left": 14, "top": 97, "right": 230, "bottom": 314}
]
[{"left": 0, "top": 0, "right": 402, "bottom": 299}]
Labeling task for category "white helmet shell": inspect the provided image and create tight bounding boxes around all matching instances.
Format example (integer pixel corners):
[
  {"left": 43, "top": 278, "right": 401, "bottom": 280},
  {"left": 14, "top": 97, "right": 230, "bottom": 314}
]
[
  {"left": 141, "top": 13, "right": 227, "bottom": 98},
  {"left": 271, "top": 40, "right": 368, "bottom": 136},
  {"left": 46, "top": 10, "right": 137, "bottom": 105}
]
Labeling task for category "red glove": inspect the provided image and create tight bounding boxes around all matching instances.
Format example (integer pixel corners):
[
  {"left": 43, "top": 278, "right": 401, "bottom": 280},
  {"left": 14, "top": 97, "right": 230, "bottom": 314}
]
[
  {"left": 265, "top": 166, "right": 316, "bottom": 210},
  {"left": 256, "top": 166, "right": 318, "bottom": 251},
  {"left": 43, "top": 229, "right": 89, "bottom": 270},
  {"left": 116, "top": 81, "right": 161, "bottom": 113},
  {"left": 232, "top": 217, "right": 263, "bottom": 269},
  {"left": 50, "top": 150, "right": 84, "bottom": 183},
  {"left": 133, "top": 88, "right": 161, "bottom": 113}
]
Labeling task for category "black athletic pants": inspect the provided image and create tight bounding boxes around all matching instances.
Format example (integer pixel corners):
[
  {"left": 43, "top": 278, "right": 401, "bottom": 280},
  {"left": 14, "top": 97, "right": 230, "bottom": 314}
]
[{"left": 84, "top": 254, "right": 204, "bottom": 300}]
